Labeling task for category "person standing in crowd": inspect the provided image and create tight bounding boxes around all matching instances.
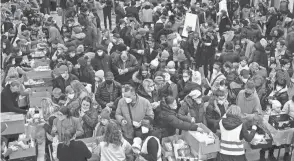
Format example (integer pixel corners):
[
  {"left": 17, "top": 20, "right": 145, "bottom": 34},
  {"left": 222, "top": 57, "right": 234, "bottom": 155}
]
[
  {"left": 53, "top": 65, "right": 78, "bottom": 93},
  {"left": 216, "top": 105, "right": 257, "bottom": 161},
  {"left": 91, "top": 45, "right": 112, "bottom": 73},
  {"left": 115, "top": 84, "right": 154, "bottom": 143},
  {"left": 57, "top": 128, "right": 92, "bottom": 161},
  {"left": 102, "top": 0, "right": 113, "bottom": 30},
  {"left": 95, "top": 72, "right": 122, "bottom": 111}
]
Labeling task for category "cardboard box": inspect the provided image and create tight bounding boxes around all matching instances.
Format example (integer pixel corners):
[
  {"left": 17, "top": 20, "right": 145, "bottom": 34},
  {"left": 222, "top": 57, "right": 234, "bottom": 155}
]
[
  {"left": 1, "top": 113, "right": 25, "bottom": 135},
  {"left": 26, "top": 71, "right": 52, "bottom": 79},
  {"left": 183, "top": 123, "right": 220, "bottom": 156},
  {"left": 9, "top": 141, "right": 37, "bottom": 160},
  {"left": 30, "top": 86, "right": 53, "bottom": 93}
]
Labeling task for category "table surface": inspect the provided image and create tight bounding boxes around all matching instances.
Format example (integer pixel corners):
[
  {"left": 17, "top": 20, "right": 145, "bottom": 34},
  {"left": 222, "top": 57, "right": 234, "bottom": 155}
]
[{"left": 1, "top": 113, "right": 25, "bottom": 136}]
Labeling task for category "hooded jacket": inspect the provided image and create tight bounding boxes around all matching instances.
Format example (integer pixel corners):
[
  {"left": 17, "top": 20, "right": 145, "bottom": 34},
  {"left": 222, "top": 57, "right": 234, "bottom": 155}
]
[
  {"left": 178, "top": 96, "right": 206, "bottom": 125},
  {"left": 220, "top": 114, "right": 256, "bottom": 143},
  {"left": 205, "top": 99, "right": 228, "bottom": 133},
  {"left": 236, "top": 90, "right": 262, "bottom": 114},
  {"left": 137, "top": 84, "right": 160, "bottom": 103},
  {"left": 155, "top": 101, "right": 198, "bottom": 137},
  {"left": 77, "top": 58, "right": 95, "bottom": 92},
  {"left": 251, "top": 42, "right": 268, "bottom": 69}
]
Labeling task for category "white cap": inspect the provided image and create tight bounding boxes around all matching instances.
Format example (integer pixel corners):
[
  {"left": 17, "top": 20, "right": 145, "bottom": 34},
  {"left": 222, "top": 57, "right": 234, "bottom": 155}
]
[{"left": 189, "top": 90, "right": 201, "bottom": 98}]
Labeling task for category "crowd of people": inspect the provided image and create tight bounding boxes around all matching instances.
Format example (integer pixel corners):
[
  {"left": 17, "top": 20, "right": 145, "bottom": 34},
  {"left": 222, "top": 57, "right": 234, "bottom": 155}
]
[{"left": 1, "top": 0, "right": 294, "bottom": 161}]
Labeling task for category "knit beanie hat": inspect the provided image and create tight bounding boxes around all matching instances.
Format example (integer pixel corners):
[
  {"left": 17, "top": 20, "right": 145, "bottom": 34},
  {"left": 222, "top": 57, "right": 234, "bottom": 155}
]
[
  {"left": 177, "top": 49, "right": 187, "bottom": 62},
  {"left": 100, "top": 108, "right": 110, "bottom": 120},
  {"left": 167, "top": 61, "right": 175, "bottom": 69},
  {"left": 161, "top": 50, "right": 170, "bottom": 60}
]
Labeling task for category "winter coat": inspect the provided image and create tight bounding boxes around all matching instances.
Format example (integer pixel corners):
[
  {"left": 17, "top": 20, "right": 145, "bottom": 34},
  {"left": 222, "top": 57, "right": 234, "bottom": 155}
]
[
  {"left": 57, "top": 140, "right": 92, "bottom": 161},
  {"left": 177, "top": 80, "right": 202, "bottom": 100},
  {"left": 95, "top": 80, "right": 122, "bottom": 109},
  {"left": 137, "top": 85, "right": 160, "bottom": 103},
  {"left": 112, "top": 54, "right": 139, "bottom": 84},
  {"left": 251, "top": 42, "right": 268, "bottom": 69},
  {"left": 52, "top": 117, "right": 84, "bottom": 141},
  {"left": 77, "top": 67, "right": 95, "bottom": 92},
  {"left": 241, "top": 24, "right": 262, "bottom": 43},
  {"left": 67, "top": 98, "right": 80, "bottom": 117},
  {"left": 219, "top": 16, "right": 231, "bottom": 36},
  {"left": 90, "top": 53, "right": 112, "bottom": 73},
  {"left": 219, "top": 51, "right": 240, "bottom": 64},
  {"left": 266, "top": 14, "right": 280, "bottom": 37},
  {"left": 48, "top": 26, "right": 63, "bottom": 44},
  {"left": 130, "top": 37, "right": 148, "bottom": 64},
  {"left": 131, "top": 71, "right": 151, "bottom": 90},
  {"left": 153, "top": 20, "right": 164, "bottom": 40},
  {"left": 281, "top": 100, "right": 294, "bottom": 117},
  {"left": 236, "top": 90, "right": 262, "bottom": 114},
  {"left": 52, "top": 74, "right": 79, "bottom": 93},
  {"left": 1, "top": 84, "right": 27, "bottom": 114},
  {"left": 141, "top": 8, "right": 153, "bottom": 23},
  {"left": 80, "top": 108, "right": 98, "bottom": 138},
  {"left": 274, "top": 87, "right": 289, "bottom": 106},
  {"left": 115, "top": 95, "right": 154, "bottom": 139},
  {"left": 178, "top": 96, "right": 206, "bottom": 125},
  {"left": 155, "top": 101, "right": 199, "bottom": 137},
  {"left": 205, "top": 99, "right": 228, "bottom": 133},
  {"left": 125, "top": 6, "right": 140, "bottom": 22},
  {"left": 84, "top": 24, "right": 98, "bottom": 49}
]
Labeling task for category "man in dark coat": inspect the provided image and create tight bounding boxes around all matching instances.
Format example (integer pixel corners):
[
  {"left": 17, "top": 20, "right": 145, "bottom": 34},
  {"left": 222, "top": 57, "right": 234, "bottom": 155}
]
[
  {"left": 1, "top": 80, "right": 27, "bottom": 114},
  {"left": 218, "top": 10, "right": 232, "bottom": 37},
  {"left": 52, "top": 65, "right": 79, "bottom": 93},
  {"left": 91, "top": 46, "right": 112, "bottom": 73},
  {"left": 250, "top": 39, "right": 268, "bottom": 69},
  {"left": 125, "top": 1, "right": 140, "bottom": 23}
]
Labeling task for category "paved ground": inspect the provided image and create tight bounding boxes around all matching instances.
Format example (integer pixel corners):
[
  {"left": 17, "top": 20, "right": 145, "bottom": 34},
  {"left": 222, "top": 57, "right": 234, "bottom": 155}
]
[{"left": 50, "top": 12, "right": 289, "bottom": 161}]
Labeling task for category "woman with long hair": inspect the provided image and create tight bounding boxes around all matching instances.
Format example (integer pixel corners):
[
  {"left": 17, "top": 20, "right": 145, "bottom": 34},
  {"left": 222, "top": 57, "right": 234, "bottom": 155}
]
[
  {"left": 51, "top": 106, "right": 84, "bottom": 141},
  {"left": 77, "top": 96, "right": 98, "bottom": 138},
  {"left": 96, "top": 120, "right": 133, "bottom": 161},
  {"left": 70, "top": 80, "right": 90, "bottom": 99},
  {"left": 57, "top": 128, "right": 92, "bottom": 161}
]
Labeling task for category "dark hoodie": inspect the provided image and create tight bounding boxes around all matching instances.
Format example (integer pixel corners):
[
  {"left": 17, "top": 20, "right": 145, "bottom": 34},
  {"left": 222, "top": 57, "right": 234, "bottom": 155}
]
[
  {"left": 251, "top": 42, "right": 268, "bottom": 69},
  {"left": 77, "top": 57, "right": 95, "bottom": 92},
  {"left": 220, "top": 114, "right": 256, "bottom": 142},
  {"left": 155, "top": 101, "right": 198, "bottom": 137}
]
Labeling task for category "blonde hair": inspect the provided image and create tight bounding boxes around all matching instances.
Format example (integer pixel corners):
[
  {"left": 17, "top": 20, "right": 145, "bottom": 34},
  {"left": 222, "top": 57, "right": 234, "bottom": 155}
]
[
  {"left": 70, "top": 80, "right": 89, "bottom": 98},
  {"left": 40, "top": 98, "right": 60, "bottom": 120},
  {"left": 226, "top": 105, "right": 241, "bottom": 117}
]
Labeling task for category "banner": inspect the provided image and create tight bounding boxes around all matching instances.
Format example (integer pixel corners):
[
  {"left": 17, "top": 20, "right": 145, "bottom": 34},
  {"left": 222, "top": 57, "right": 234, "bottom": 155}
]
[{"left": 182, "top": 13, "right": 200, "bottom": 38}]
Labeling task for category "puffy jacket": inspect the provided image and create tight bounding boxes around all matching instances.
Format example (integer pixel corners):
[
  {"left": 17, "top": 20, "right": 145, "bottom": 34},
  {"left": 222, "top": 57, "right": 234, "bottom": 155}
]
[
  {"left": 178, "top": 96, "right": 206, "bottom": 124},
  {"left": 95, "top": 80, "right": 122, "bottom": 109},
  {"left": 155, "top": 101, "right": 198, "bottom": 137}
]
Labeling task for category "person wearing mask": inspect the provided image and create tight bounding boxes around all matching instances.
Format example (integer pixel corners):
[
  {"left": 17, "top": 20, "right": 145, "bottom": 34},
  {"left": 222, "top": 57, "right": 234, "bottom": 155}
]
[
  {"left": 155, "top": 96, "right": 203, "bottom": 138},
  {"left": 66, "top": 46, "right": 79, "bottom": 66},
  {"left": 130, "top": 28, "right": 148, "bottom": 65},
  {"left": 75, "top": 57, "right": 95, "bottom": 92},
  {"left": 115, "top": 84, "right": 154, "bottom": 143},
  {"left": 64, "top": 86, "right": 80, "bottom": 116},
  {"left": 236, "top": 80, "right": 262, "bottom": 115},
  {"left": 95, "top": 120, "right": 133, "bottom": 161},
  {"left": 177, "top": 70, "right": 201, "bottom": 100},
  {"left": 57, "top": 128, "right": 92, "bottom": 161},
  {"left": 95, "top": 72, "right": 122, "bottom": 111},
  {"left": 228, "top": 69, "right": 250, "bottom": 104},
  {"left": 178, "top": 90, "right": 206, "bottom": 125},
  {"left": 204, "top": 62, "right": 226, "bottom": 95},
  {"left": 53, "top": 65, "right": 78, "bottom": 93},
  {"left": 205, "top": 90, "right": 229, "bottom": 133},
  {"left": 158, "top": 72, "right": 178, "bottom": 101},
  {"left": 91, "top": 46, "right": 112, "bottom": 73},
  {"left": 137, "top": 79, "right": 160, "bottom": 108},
  {"left": 216, "top": 105, "right": 257, "bottom": 161},
  {"left": 1, "top": 80, "right": 27, "bottom": 114},
  {"left": 112, "top": 50, "right": 139, "bottom": 85},
  {"left": 78, "top": 96, "right": 98, "bottom": 138}
]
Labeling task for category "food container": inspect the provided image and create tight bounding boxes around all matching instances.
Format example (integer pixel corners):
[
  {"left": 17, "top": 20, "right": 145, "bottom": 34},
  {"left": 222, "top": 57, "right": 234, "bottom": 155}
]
[{"left": 268, "top": 114, "right": 294, "bottom": 130}]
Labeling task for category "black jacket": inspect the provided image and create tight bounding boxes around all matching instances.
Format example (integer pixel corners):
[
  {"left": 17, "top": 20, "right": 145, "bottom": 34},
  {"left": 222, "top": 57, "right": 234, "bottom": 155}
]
[
  {"left": 57, "top": 140, "right": 92, "bottom": 161},
  {"left": 1, "top": 84, "right": 27, "bottom": 114},
  {"left": 251, "top": 42, "right": 268, "bottom": 69},
  {"left": 90, "top": 53, "right": 112, "bottom": 73},
  {"left": 52, "top": 74, "right": 79, "bottom": 93}
]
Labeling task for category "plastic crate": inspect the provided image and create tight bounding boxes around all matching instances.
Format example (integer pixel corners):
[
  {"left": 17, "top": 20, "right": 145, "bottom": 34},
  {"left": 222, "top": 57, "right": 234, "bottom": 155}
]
[{"left": 268, "top": 114, "right": 294, "bottom": 130}]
